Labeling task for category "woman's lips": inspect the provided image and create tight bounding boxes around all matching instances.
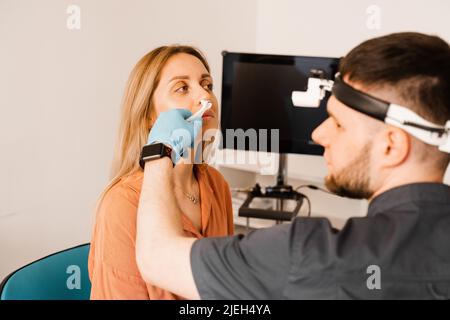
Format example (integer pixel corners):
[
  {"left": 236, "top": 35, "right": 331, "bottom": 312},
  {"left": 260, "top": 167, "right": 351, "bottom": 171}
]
[{"left": 202, "top": 110, "right": 215, "bottom": 119}]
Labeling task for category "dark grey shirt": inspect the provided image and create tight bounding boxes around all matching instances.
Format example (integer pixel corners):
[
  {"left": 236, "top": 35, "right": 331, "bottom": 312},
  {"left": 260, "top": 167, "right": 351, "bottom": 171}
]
[{"left": 190, "top": 183, "right": 450, "bottom": 299}]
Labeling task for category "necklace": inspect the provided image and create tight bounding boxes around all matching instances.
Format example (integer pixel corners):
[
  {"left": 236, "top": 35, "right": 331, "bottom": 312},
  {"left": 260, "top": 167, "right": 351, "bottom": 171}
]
[{"left": 182, "top": 191, "right": 199, "bottom": 205}]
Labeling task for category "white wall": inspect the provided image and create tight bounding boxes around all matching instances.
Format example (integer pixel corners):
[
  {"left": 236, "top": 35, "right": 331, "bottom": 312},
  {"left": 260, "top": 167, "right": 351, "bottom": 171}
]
[
  {"left": 1, "top": 0, "right": 449, "bottom": 280},
  {"left": 256, "top": 0, "right": 450, "bottom": 55}
]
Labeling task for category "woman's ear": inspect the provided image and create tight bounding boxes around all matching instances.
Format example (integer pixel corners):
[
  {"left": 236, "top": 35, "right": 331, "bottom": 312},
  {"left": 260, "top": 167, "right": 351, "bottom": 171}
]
[{"left": 147, "top": 106, "right": 157, "bottom": 127}]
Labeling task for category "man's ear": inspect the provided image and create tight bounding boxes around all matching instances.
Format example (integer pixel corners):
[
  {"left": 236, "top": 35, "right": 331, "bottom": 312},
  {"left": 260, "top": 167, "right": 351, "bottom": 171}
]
[{"left": 378, "top": 126, "right": 411, "bottom": 168}]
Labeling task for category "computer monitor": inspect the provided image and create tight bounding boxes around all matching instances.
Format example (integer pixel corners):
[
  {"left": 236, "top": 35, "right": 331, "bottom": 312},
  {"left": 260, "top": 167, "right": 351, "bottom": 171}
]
[{"left": 220, "top": 51, "right": 340, "bottom": 155}]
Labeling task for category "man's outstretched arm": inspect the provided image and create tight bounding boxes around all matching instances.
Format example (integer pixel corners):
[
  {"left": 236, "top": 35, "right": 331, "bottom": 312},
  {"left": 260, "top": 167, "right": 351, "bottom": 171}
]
[{"left": 136, "top": 157, "right": 200, "bottom": 299}]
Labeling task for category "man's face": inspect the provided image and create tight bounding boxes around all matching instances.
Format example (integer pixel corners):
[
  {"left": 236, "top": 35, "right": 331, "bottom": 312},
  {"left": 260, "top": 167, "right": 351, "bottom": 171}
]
[{"left": 311, "top": 94, "right": 376, "bottom": 199}]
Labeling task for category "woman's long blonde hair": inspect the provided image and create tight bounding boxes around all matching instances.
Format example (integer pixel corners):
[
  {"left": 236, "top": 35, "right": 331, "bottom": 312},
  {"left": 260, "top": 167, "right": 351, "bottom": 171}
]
[{"left": 97, "top": 45, "right": 210, "bottom": 206}]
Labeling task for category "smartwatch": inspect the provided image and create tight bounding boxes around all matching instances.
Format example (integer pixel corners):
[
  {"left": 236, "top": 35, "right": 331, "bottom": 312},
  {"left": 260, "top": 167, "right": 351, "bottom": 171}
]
[{"left": 139, "top": 143, "right": 174, "bottom": 169}]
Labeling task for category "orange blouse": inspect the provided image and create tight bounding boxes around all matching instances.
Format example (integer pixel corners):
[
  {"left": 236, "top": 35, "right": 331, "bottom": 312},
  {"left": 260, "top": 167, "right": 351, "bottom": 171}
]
[{"left": 88, "top": 164, "right": 234, "bottom": 300}]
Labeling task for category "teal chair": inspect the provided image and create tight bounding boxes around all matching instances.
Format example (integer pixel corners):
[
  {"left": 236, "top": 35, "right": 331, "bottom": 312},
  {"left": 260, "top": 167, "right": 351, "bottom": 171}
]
[{"left": 0, "top": 243, "right": 91, "bottom": 300}]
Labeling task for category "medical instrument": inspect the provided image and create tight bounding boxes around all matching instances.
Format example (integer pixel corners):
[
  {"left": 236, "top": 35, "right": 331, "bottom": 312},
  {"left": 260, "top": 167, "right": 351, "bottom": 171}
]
[
  {"left": 186, "top": 99, "right": 212, "bottom": 122},
  {"left": 237, "top": 183, "right": 307, "bottom": 223},
  {"left": 221, "top": 52, "right": 338, "bottom": 156}
]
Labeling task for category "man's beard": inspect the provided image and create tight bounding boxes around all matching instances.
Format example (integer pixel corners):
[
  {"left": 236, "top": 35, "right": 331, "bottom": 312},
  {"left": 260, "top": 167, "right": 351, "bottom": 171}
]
[{"left": 325, "top": 143, "right": 374, "bottom": 199}]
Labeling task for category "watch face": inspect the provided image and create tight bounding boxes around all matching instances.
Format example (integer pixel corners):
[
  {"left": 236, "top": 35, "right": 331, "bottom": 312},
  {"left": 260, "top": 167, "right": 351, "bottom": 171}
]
[
  {"left": 139, "top": 143, "right": 173, "bottom": 169},
  {"left": 141, "top": 143, "right": 164, "bottom": 160}
]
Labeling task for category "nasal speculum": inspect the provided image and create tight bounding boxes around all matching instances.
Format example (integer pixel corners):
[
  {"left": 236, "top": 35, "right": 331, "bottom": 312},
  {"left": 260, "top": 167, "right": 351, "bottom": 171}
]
[{"left": 186, "top": 100, "right": 212, "bottom": 122}]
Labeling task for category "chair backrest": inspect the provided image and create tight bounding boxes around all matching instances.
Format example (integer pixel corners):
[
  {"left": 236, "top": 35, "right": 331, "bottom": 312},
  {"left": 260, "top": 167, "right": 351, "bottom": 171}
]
[{"left": 0, "top": 243, "right": 91, "bottom": 300}]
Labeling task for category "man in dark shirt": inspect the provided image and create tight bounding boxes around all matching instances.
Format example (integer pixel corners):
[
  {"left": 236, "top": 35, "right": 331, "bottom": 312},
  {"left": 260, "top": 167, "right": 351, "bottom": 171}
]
[{"left": 135, "top": 32, "right": 450, "bottom": 299}]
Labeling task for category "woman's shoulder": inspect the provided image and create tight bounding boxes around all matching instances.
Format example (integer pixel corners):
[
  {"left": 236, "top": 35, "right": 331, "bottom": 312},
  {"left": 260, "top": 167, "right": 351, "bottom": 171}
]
[
  {"left": 90, "top": 171, "right": 145, "bottom": 282},
  {"left": 98, "top": 170, "right": 144, "bottom": 218},
  {"left": 117, "top": 170, "right": 144, "bottom": 194}
]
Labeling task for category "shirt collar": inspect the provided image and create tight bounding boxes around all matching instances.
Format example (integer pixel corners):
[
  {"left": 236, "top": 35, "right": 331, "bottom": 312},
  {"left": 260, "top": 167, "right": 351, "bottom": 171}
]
[{"left": 368, "top": 182, "right": 450, "bottom": 217}]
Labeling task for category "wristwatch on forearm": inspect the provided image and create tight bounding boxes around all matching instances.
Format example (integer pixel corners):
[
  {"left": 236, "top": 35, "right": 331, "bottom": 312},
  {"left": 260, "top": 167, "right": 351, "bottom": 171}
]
[{"left": 139, "top": 143, "right": 174, "bottom": 169}]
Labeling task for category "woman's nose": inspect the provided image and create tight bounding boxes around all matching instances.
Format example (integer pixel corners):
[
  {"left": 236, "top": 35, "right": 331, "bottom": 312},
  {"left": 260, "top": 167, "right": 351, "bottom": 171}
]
[
  {"left": 199, "top": 89, "right": 212, "bottom": 102},
  {"left": 190, "top": 84, "right": 214, "bottom": 112},
  {"left": 191, "top": 98, "right": 209, "bottom": 113}
]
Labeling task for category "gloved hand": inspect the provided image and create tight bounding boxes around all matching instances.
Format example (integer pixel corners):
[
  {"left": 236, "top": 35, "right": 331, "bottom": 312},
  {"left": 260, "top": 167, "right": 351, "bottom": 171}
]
[{"left": 147, "top": 108, "right": 203, "bottom": 164}]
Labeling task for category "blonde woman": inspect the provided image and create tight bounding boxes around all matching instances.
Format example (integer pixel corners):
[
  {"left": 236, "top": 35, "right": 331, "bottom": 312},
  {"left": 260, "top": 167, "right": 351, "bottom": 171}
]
[{"left": 88, "top": 46, "right": 234, "bottom": 299}]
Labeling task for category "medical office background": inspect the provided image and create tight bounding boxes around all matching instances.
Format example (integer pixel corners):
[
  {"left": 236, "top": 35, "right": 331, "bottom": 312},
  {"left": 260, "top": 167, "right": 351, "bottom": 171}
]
[{"left": 1, "top": 0, "right": 449, "bottom": 280}]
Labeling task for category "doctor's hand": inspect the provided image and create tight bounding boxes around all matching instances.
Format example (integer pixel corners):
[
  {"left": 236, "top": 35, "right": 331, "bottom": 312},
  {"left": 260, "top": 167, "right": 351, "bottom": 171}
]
[{"left": 147, "top": 108, "right": 203, "bottom": 164}]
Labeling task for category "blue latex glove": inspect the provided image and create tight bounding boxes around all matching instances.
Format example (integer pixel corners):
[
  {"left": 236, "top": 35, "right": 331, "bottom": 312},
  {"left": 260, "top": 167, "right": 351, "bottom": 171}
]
[{"left": 147, "top": 109, "right": 203, "bottom": 164}]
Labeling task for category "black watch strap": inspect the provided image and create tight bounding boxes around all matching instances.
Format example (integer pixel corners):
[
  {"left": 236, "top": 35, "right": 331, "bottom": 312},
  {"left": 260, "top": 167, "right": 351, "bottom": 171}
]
[{"left": 139, "top": 143, "right": 173, "bottom": 169}]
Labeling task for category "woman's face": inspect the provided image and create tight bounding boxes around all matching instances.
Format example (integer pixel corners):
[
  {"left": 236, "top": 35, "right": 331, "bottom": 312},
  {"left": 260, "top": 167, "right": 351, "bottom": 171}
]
[{"left": 152, "top": 53, "right": 219, "bottom": 135}]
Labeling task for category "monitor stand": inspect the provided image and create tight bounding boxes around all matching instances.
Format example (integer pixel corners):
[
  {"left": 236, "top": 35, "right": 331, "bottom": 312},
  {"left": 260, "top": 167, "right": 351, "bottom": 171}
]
[{"left": 238, "top": 153, "right": 306, "bottom": 229}]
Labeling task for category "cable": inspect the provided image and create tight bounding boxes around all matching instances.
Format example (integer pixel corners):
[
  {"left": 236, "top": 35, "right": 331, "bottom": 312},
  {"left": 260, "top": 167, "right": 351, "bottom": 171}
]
[
  {"left": 295, "top": 184, "right": 340, "bottom": 197},
  {"left": 295, "top": 184, "right": 343, "bottom": 218},
  {"left": 288, "top": 192, "right": 311, "bottom": 220},
  {"left": 304, "top": 195, "right": 311, "bottom": 218}
]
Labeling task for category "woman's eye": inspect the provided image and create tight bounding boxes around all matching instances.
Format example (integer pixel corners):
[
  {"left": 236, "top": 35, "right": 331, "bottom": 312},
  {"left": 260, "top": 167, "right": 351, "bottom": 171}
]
[
  {"left": 202, "top": 81, "right": 214, "bottom": 91},
  {"left": 175, "top": 85, "right": 189, "bottom": 93}
]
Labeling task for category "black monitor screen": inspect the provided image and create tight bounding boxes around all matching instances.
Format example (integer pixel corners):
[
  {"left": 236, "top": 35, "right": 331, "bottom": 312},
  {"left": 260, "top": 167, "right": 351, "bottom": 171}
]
[{"left": 220, "top": 52, "right": 339, "bottom": 155}]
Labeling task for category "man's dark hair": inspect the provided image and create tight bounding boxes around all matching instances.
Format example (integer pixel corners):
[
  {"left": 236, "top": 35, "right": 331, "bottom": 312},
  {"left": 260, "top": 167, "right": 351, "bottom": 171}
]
[{"left": 339, "top": 32, "right": 450, "bottom": 169}]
